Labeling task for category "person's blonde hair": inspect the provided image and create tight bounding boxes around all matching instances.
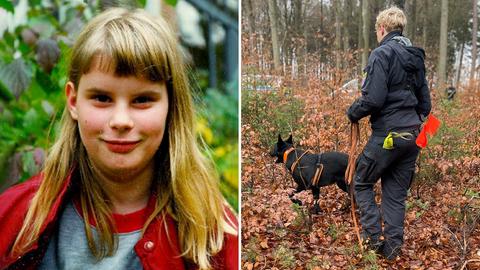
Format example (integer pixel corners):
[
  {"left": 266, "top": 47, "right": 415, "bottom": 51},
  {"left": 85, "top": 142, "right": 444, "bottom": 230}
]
[
  {"left": 11, "top": 8, "right": 236, "bottom": 269},
  {"left": 375, "top": 6, "right": 407, "bottom": 33}
]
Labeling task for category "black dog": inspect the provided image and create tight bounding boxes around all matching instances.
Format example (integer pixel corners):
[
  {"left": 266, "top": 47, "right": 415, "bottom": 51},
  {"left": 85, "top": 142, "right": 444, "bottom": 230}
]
[{"left": 270, "top": 134, "right": 349, "bottom": 214}]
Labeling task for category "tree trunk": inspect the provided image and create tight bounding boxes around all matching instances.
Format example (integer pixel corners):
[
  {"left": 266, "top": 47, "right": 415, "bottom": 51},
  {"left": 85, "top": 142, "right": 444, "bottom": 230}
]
[
  {"left": 456, "top": 42, "right": 465, "bottom": 88},
  {"left": 470, "top": 0, "right": 478, "bottom": 86},
  {"left": 244, "top": 0, "right": 255, "bottom": 52},
  {"left": 302, "top": 3, "right": 308, "bottom": 83},
  {"left": 294, "top": 0, "right": 302, "bottom": 33},
  {"left": 437, "top": 0, "right": 448, "bottom": 92},
  {"left": 358, "top": 0, "right": 363, "bottom": 75},
  {"left": 267, "top": 0, "right": 281, "bottom": 72},
  {"left": 411, "top": 0, "right": 417, "bottom": 39},
  {"left": 404, "top": 0, "right": 414, "bottom": 37},
  {"left": 303, "top": 20, "right": 308, "bottom": 78},
  {"left": 343, "top": 0, "right": 351, "bottom": 52},
  {"left": 422, "top": 0, "right": 428, "bottom": 48},
  {"left": 362, "top": 0, "right": 370, "bottom": 69},
  {"left": 320, "top": 0, "right": 323, "bottom": 34},
  {"left": 335, "top": 0, "right": 342, "bottom": 70}
]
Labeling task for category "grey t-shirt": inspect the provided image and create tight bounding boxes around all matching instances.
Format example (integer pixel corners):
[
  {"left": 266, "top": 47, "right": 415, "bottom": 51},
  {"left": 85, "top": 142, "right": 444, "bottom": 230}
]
[{"left": 39, "top": 201, "right": 143, "bottom": 270}]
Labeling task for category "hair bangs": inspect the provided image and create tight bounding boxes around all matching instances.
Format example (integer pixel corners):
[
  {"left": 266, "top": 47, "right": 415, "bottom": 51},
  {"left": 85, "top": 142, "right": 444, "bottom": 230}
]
[{"left": 69, "top": 11, "right": 172, "bottom": 85}]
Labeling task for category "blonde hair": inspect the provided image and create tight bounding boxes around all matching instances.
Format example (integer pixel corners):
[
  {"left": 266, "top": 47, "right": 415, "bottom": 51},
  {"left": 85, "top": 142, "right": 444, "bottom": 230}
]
[
  {"left": 11, "top": 8, "right": 236, "bottom": 269},
  {"left": 375, "top": 6, "right": 407, "bottom": 33}
]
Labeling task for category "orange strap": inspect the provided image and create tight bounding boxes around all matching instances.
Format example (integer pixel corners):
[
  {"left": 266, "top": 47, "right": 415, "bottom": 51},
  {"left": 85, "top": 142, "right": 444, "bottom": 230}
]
[
  {"left": 285, "top": 148, "right": 324, "bottom": 188},
  {"left": 290, "top": 150, "right": 311, "bottom": 173},
  {"left": 311, "top": 164, "right": 324, "bottom": 187},
  {"left": 283, "top": 148, "right": 295, "bottom": 163}
]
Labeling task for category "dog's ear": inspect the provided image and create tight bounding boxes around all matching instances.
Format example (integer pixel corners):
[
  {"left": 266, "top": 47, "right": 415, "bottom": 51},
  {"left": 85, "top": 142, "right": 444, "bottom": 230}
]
[
  {"left": 286, "top": 134, "right": 293, "bottom": 144},
  {"left": 278, "top": 134, "right": 283, "bottom": 143}
]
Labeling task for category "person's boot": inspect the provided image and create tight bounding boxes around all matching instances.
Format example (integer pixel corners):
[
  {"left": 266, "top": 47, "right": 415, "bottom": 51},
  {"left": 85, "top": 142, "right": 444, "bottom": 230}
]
[
  {"left": 380, "top": 241, "right": 401, "bottom": 260},
  {"left": 361, "top": 233, "right": 383, "bottom": 253}
]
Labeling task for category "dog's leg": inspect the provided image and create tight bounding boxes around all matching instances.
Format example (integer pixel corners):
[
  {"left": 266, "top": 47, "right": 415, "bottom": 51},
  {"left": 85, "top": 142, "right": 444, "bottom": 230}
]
[
  {"left": 289, "top": 185, "right": 303, "bottom": 205},
  {"left": 340, "top": 196, "right": 351, "bottom": 211},
  {"left": 335, "top": 176, "right": 353, "bottom": 212},
  {"left": 311, "top": 187, "right": 322, "bottom": 214},
  {"left": 336, "top": 176, "right": 349, "bottom": 194}
]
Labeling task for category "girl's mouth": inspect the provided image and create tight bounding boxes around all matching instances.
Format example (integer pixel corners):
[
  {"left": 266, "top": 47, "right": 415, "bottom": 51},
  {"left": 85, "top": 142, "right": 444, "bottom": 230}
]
[{"left": 103, "top": 140, "right": 140, "bottom": 153}]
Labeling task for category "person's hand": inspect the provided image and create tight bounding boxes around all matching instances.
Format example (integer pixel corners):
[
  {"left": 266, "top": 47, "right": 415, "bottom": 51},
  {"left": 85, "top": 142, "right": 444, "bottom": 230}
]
[
  {"left": 346, "top": 100, "right": 360, "bottom": 123},
  {"left": 419, "top": 114, "right": 427, "bottom": 122},
  {"left": 347, "top": 111, "right": 358, "bottom": 123},
  {"left": 418, "top": 114, "right": 427, "bottom": 131}
]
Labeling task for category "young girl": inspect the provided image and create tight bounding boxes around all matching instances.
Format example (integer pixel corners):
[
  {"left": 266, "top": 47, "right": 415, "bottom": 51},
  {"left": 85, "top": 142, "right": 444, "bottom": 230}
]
[{"left": 0, "top": 7, "right": 238, "bottom": 270}]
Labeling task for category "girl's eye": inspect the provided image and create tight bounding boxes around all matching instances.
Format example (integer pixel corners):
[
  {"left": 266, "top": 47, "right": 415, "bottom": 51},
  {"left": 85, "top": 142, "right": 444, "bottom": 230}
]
[
  {"left": 133, "top": 96, "right": 153, "bottom": 104},
  {"left": 92, "top": 95, "right": 111, "bottom": 103}
]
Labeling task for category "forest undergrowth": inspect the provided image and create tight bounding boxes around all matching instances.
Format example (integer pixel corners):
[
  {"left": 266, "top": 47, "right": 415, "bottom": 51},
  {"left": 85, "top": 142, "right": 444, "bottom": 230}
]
[{"left": 241, "top": 78, "right": 480, "bottom": 270}]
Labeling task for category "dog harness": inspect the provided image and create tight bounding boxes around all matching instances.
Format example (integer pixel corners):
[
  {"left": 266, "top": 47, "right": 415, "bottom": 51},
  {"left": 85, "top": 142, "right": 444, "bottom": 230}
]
[
  {"left": 283, "top": 148, "right": 295, "bottom": 163},
  {"left": 283, "top": 147, "right": 324, "bottom": 188}
]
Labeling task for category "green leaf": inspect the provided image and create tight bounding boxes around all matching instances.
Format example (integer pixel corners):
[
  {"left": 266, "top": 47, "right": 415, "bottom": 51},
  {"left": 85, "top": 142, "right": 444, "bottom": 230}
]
[
  {"left": 0, "top": 40, "right": 14, "bottom": 63},
  {"left": 3, "top": 31, "right": 15, "bottom": 48},
  {"left": 22, "top": 107, "right": 44, "bottom": 135},
  {"left": 0, "top": 59, "right": 33, "bottom": 99},
  {"left": 50, "top": 40, "right": 70, "bottom": 89},
  {"left": 28, "top": 15, "right": 58, "bottom": 39},
  {"left": 0, "top": 141, "right": 16, "bottom": 186},
  {"left": 41, "top": 100, "right": 54, "bottom": 116},
  {"left": 18, "top": 40, "right": 32, "bottom": 56},
  {"left": 28, "top": 0, "right": 41, "bottom": 7},
  {"left": 465, "top": 188, "right": 479, "bottom": 199},
  {"left": 23, "top": 108, "right": 39, "bottom": 125},
  {"left": 21, "top": 150, "right": 37, "bottom": 176},
  {"left": 164, "top": 0, "right": 178, "bottom": 6},
  {"left": 0, "top": 78, "right": 14, "bottom": 101},
  {"left": 0, "top": 0, "right": 14, "bottom": 13},
  {"left": 136, "top": 0, "right": 146, "bottom": 7},
  {"left": 35, "top": 68, "right": 56, "bottom": 94}
]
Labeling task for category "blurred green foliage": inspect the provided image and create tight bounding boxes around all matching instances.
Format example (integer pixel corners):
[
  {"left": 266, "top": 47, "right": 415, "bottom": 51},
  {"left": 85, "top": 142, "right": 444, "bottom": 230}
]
[
  {"left": 198, "top": 82, "right": 238, "bottom": 211},
  {"left": 241, "top": 87, "right": 304, "bottom": 147},
  {"left": 0, "top": 1, "right": 238, "bottom": 210}
]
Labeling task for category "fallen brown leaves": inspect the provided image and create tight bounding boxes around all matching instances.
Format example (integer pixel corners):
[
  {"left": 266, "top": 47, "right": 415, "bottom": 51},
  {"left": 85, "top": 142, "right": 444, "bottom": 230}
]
[{"left": 241, "top": 80, "right": 480, "bottom": 269}]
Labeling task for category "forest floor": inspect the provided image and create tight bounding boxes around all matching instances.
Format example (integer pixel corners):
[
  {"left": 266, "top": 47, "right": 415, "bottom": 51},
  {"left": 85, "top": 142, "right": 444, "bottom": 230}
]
[{"left": 241, "top": 82, "right": 480, "bottom": 270}]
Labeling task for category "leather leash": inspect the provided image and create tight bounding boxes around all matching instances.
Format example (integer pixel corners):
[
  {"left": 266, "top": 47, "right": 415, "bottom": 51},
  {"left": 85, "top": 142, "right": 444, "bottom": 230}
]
[{"left": 345, "top": 122, "right": 364, "bottom": 252}]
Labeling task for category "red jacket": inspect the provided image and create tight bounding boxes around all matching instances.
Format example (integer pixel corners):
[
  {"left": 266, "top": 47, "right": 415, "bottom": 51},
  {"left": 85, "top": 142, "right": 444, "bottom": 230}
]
[{"left": 0, "top": 173, "right": 238, "bottom": 270}]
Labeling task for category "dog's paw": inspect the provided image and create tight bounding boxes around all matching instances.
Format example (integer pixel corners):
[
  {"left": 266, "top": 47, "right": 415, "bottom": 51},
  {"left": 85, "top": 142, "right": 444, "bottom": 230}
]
[
  {"left": 311, "top": 204, "right": 322, "bottom": 215},
  {"left": 339, "top": 200, "right": 351, "bottom": 212},
  {"left": 291, "top": 198, "right": 302, "bottom": 206}
]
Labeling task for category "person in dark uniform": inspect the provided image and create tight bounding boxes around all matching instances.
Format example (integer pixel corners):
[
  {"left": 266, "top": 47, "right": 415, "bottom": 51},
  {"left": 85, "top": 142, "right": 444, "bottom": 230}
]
[
  {"left": 346, "top": 6, "right": 431, "bottom": 260},
  {"left": 446, "top": 86, "right": 456, "bottom": 100}
]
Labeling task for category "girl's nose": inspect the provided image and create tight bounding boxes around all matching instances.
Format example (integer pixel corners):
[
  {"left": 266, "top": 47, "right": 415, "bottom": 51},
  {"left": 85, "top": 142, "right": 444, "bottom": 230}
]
[{"left": 108, "top": 104, "right": 134, "bottom": 131}]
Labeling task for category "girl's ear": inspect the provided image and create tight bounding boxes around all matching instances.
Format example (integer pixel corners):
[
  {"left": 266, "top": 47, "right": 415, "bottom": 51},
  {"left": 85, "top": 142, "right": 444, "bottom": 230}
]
[{"left": 65, "top": 81, "right": 78, "bottom": 120}]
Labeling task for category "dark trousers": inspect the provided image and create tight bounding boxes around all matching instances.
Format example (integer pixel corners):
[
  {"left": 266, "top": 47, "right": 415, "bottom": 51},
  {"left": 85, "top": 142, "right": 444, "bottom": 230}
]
[{"left": 354, "top": 130, "right": 419, "bottom": 250}]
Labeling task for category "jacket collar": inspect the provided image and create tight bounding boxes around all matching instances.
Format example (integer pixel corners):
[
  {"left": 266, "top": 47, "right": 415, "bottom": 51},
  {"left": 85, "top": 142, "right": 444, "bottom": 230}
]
[{"left": 379, "top": 31, "right": 402, "bottom": 46}]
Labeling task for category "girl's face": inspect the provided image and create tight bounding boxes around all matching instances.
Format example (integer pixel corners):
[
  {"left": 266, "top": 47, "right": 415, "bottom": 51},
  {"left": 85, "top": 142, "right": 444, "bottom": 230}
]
[{"left": 66, "top": 60, "right": 169, "bottom": 179}]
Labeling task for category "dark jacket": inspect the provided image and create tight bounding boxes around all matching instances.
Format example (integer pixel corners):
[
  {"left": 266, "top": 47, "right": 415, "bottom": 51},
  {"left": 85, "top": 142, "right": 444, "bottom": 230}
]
[
  {"left": 347, "top": 31, "right": 431, "bottom": 135},
  {"left": 0, "top": 173, "right": 238, "bottom": 270}
]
